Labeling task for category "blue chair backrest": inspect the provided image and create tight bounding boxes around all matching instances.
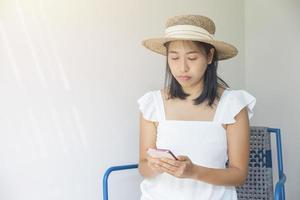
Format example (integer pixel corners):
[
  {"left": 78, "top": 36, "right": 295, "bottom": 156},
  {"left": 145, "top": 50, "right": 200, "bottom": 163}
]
[
  {"left": 235, "top": 126, "right": 286, "bottom": 200},
  {"left": 236, "top": 127, "right": 273, "bottom": 199}
]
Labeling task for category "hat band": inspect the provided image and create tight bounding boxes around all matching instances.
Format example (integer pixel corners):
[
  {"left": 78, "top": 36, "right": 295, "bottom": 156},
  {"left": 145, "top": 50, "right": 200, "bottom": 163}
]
[{"left": 164, "top": 25, "right": 214, "bottom": 40}]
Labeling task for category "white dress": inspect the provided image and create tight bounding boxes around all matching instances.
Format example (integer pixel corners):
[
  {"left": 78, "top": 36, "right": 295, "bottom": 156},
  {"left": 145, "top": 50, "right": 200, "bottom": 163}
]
[{"left": 137, "top": 88, "right": 256, "bottom": 200}]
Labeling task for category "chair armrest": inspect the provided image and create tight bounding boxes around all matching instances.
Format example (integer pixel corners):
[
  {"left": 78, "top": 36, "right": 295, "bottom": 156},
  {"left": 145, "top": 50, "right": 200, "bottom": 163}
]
[
  {"left": 274, "top": 173, "right": 286, "bottom": 200},
  {"left": 103, "top": 164, "right": 138, "bottom": 200}
]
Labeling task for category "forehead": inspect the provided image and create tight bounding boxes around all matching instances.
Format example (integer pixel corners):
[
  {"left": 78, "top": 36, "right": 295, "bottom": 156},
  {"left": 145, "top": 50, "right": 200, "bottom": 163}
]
[{"left": 167, "top": 40, "right": 203, "bottom": 53}]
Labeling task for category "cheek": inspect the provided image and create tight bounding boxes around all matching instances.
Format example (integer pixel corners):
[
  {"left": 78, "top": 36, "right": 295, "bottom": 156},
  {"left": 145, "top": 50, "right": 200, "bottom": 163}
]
[
  {"left": 190, "top": 62, "right": 207, "bottom": 76},
  {"left": 168, "top": 62, "right": 178, "bottom": 73}
]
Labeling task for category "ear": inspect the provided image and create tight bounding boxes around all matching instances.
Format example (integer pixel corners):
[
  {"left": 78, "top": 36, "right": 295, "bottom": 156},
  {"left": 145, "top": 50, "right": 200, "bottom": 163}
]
[{"left": 207, "top": 48, "right": 215, "bottom": 64}]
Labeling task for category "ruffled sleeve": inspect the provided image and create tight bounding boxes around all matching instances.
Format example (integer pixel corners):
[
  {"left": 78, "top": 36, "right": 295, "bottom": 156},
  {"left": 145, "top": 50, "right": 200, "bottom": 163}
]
[
  {"left": 220, "top": 90, "right": 256, "bottom": 124},
  {"left": 137, "top": 91, "right": 158, "bottom": 122}
]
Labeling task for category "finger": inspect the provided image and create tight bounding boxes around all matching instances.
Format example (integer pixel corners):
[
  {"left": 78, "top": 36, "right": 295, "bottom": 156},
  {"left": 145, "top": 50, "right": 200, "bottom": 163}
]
[
  {"left": 147, "top": 157, "right": 160, "bottom": 164},
  {"left": 160, "top": 158, "right": 181, "bottom": 167},
  {"left": 151, "top": 165, "right": 160, "bottom": 171},
  {"left": 158, "top": 163, "right": 176, "bottom": 176},
  {"left": 148, "top": 162, "right": 161, "bottom": 171},
  {"left": 147, "top": 160, "right": 160, "bottom": 170},
  {"left": 158, "top": 161, "right": 178, "bottom": 172},
  {"left": 177, "top": 155, "right": 188, "bottom": 161},
  {"left": 147, "top": 155, "right": 158, "bottom": 161}
]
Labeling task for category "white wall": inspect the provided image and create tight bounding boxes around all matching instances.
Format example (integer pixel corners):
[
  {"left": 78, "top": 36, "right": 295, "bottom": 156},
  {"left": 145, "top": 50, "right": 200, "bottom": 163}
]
[
  {"left": 245, "top": 0, "right": 300, "bottom": 199},
  {"left": 3, "top": 0, "right": 289, "bottom": 199}
]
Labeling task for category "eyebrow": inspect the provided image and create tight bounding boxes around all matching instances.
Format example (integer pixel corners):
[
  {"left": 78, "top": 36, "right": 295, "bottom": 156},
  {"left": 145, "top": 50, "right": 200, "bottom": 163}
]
[{"left": 168, "top": 50, "right": 199, "bottom": 54}]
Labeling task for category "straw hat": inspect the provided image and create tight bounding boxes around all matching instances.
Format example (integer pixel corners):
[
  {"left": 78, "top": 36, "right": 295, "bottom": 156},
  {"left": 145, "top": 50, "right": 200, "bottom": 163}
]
[{"left": 142, "top": 14, "right": 238, "bottom": 60}]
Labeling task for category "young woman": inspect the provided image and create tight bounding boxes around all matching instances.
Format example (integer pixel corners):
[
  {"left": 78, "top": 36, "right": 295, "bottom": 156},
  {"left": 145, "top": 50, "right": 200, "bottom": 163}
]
[{"left": 137, "top": 15, "right": 256, "bottom": 200}]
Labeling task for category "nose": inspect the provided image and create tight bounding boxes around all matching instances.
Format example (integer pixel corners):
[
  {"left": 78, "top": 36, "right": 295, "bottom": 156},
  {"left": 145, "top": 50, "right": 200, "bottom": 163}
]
[{"left": 179, "top": 58, "right": 189, "bottom": 72}]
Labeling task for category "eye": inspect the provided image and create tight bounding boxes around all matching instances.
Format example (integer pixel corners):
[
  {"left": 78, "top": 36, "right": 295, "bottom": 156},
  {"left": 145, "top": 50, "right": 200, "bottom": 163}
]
[
  {"left": 170, "top": 57, "right": 179, "bottom": 60},
  {"left": 188, "top": 57, "right": 197, "bottom": 60}
]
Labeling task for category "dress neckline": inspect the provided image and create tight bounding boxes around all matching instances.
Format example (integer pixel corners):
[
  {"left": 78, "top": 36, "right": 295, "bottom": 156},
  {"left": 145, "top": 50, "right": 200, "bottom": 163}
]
[{"left": 157, "top": 88, "right": 229, "bottom": 123}]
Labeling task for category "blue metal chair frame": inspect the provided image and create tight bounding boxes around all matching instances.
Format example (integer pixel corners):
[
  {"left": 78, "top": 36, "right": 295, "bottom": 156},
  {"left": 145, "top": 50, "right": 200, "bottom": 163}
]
[
  {"left": 103, "top": 164, "right": 138, "bottom": 200},
  {"left": 102, "top": 128, "right": 286, "bottom": 200},
  {"left": 268, "top": 128, "right": 286, "bottom": 200}
]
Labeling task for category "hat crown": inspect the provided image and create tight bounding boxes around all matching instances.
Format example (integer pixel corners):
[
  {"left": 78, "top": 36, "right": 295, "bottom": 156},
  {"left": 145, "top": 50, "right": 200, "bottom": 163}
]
[{"left": 165, "top": 15, "right": 216, "bottom": 35}]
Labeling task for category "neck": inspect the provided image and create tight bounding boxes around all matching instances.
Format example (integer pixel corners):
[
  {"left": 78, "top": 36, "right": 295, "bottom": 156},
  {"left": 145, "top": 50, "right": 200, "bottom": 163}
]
[{"left": 182, "top": 81, "right": 204, "bottom": 100}]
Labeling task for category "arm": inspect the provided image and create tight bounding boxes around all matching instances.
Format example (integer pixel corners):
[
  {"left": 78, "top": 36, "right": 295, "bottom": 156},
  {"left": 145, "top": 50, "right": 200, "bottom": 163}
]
[
  {"left": 138, "top": 113, "right": 162, "bottom": 178},
  {"left": 157, "top": 107, "right": 250, "bottom": 186},
  {"left": 192, "top": 107, "right": 250, "bottom": 186}
]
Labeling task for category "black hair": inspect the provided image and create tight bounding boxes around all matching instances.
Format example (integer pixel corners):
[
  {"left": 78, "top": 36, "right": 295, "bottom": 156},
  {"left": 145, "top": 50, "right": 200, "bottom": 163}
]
[{"left": 163, "top": 40, "right": 230, "bottom": 107}]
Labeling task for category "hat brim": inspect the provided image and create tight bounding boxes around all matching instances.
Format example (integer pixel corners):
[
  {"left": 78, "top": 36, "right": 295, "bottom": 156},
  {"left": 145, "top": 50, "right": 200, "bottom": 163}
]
[{"left": 142, "top": 37, "right": 238, "bottom": 60}]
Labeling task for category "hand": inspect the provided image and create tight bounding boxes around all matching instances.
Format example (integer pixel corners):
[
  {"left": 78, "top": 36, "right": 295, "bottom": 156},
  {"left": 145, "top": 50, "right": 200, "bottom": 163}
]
[
  {"left": 157, "top": 155, "right": 196, "bottom": 179},
  {"left": 146, "top": 155, "right": 165, "bottom": 174}
]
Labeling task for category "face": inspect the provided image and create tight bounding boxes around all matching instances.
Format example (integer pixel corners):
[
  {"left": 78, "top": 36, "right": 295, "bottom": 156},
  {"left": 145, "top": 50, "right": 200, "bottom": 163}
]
[{"left": 167, "top": 40, "right": 214, "bottom": 88}]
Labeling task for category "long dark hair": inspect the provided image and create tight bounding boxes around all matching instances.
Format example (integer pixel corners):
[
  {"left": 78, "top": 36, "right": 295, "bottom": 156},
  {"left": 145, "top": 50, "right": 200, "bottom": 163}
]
[{"left": 163, "top": 41, "right": 230, "bottom": 107}]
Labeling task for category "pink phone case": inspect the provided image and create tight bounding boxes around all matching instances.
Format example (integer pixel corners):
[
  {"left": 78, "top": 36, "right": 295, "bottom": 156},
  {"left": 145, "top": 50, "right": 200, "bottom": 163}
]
[{"left": 147, "top": 148, "right": 178, "bottom": 160}]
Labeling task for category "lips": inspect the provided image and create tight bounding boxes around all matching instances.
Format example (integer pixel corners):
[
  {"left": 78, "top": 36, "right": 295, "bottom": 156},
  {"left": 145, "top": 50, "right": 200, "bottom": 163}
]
[{"left": 178, "top": 76, "right": 191, "bottom": 81}]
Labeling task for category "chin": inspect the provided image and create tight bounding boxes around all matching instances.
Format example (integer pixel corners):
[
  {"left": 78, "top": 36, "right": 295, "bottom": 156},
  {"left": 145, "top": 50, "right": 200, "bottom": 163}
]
[{"left": 179, "top": 82, "right": 192, "bottom": 87}]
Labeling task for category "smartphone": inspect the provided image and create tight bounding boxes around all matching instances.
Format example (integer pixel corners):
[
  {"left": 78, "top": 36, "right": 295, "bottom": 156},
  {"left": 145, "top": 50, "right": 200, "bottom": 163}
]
[{"left": 147, "top": 148, "right": 178, "bottom": 160}]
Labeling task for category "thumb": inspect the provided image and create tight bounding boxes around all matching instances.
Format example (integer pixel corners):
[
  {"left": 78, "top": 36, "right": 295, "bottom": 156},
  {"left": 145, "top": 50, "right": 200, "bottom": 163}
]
[{"left": 177, "top": 155, "right": 188, "bottom": 161}]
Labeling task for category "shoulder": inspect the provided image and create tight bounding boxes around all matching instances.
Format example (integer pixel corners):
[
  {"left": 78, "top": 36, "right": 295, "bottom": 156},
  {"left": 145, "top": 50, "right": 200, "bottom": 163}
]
[
  {"left": 136, "top": 89, "right": 162, "bottom": 122},
  {"left": 223, "top": 88, "right": 256, "bottom": 101},
  {"left": 217, "top": 88, "right": 257, "bottom": 124}
]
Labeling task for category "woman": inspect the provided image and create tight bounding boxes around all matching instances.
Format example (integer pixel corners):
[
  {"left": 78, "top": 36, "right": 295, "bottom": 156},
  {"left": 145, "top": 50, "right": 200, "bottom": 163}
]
[{"left": 137, "top": 14, "right": 256, "bottom": 200}]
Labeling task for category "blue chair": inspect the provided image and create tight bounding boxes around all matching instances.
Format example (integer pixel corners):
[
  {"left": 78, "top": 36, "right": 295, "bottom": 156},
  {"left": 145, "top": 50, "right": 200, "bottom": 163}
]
[{"left": 102, "top": 127, "right": 286, "bottom": 200}]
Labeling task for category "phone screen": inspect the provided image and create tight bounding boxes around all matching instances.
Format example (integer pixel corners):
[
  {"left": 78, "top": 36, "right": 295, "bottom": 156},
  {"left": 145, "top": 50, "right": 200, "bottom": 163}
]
[{"left": 147, "top": 148, "right": 178, "bottom": 160}]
